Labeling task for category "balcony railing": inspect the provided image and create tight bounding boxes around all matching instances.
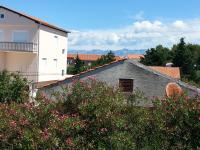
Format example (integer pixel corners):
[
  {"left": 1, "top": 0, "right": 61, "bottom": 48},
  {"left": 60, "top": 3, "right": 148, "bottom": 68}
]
[{"left": 0, "top": 42, "right": 38, "bottom": 52}]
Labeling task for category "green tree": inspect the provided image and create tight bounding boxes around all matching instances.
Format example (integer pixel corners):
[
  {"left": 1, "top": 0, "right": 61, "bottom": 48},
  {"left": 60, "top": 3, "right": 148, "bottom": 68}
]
[
  {"left": 140, "top": 45, "right": 172, "bottom": 66},
  {"left": 172, "top": 38, "right": 194, "bottom": 76},
  {"left": 73, "top": 54, "right": 84, "bottom": 74},
  {"left": 92, "top": 50, "right": 116, "bottom": 66}
]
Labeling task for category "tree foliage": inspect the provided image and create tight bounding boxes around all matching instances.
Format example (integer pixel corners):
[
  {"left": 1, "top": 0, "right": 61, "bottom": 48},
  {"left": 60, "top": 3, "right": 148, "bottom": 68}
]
[
  {"left": 67, "top": 51, "right": 116, "bottom": 75},
  {"left": 141, "top": 38, "right": 200, "bottom": 85},
  {"left": 92, "top": 50, "right": 116, "bottom": 66},
  {"left": 140, "top": 45, "right": 172, "bottom": 66},
  {"left": 172, "top": 38, "right": 194, "bottom": 75}
]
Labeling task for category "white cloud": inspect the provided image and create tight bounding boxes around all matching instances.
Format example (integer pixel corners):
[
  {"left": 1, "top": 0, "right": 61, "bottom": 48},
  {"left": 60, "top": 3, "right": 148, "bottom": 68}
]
[
  {"left": 68, "top": 19, "right": 200, "bottom": 50},
  {"left": 172, "top": 20, "right": 187, "bottom": 29}
]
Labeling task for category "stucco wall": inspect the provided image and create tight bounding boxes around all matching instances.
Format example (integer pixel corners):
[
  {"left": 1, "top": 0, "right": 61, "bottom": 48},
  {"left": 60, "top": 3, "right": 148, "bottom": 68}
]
[
  {"left": 0, "top": 52, "right": 6, "bottom": 70},
  {"left": 5, "top": 52, "right": 38, "bottom": 82},
  {"left": 38, "top": 26, "right": 68, "bottom": 82},
  {"left": 0, "top": 8, "right": 38, "bottom": 44},
  {"left": 41, "top": 60, "right": 199, "bottom": 99},
  {"left": 0, "top": 7, "right": 68, "bottom": 83}
]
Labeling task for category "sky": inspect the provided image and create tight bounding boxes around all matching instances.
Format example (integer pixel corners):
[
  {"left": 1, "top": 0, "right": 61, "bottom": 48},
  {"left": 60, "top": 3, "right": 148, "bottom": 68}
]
[{"left": 1, "top": 0, "right": 200, "bottom": 50}]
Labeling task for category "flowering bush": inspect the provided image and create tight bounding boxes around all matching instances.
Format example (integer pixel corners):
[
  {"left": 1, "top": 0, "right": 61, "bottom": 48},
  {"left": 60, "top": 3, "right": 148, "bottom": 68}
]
[
  {"left": 0, "top": 97, "right": 83, "bottom": 149},
  {"left": 152, "top": 95, "right": 200, "bottom": 149},
  {"left": 0, "top": 71, "right": 29, "bottom": 103},
  {"left": 0, "top": 79, "right": 199, "bottom": 149}
]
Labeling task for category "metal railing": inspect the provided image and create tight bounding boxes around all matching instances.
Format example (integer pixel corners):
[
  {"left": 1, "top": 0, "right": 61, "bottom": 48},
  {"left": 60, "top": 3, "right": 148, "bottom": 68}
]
[{"left": 0, "top": 42, "right": 38, "bottom": 52}]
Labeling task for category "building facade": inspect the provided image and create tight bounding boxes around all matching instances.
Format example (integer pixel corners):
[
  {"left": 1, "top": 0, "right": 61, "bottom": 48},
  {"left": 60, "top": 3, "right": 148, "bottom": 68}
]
[{"left": 0, "top": 6, "right": 69, "bottom": 83}]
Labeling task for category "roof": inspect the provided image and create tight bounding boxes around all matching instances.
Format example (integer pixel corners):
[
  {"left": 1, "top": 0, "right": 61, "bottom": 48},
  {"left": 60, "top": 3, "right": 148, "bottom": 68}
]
[
  {"left": 67, "top": 54, "right": 102, "bottom": 61},
  {"left": 38, "top": 59, "right": 199, "bottom": 95},
  {"left": 67, "top": 54, "right": 122, "bottom": 61},
  {"left": 0, "top": 6, "right": 70, "bottom": 34},
  {"left": 149, "top": 66, "right": 181, "bottom": 79},
  {"left": 127, "top": 54, "right": 144, "bottom": 59},
  {"left": 36, "top": 80, "right": 58, "bottom": 89},
  {"left": 39, "top": 58, "right": 126, "bottom": 89}
]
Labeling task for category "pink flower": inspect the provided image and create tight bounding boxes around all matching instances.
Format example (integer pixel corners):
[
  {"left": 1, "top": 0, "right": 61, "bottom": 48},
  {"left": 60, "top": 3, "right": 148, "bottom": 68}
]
[
  {"left": 193, "top": 117, "right": 200, "bottom": 121},
  {"left": 9, "top": 109, "right": 17, "bottom": 115},
  {"left": 66, "top": 137, "right": 75, "bottom": 149},
  {"left": 100, "top": 128, "right": 108, "bottom": 133},
  {"left": 40, "top": 128, "right": 50, "bottom": 140},
  {"left": 9, "top": 121, "right": 17, "bottom": 128},
  {"left": 20, "top": 118, "right": 29, "bottom": 126},
  {"left": 58, "top": 114, "right": 69, "bottom": 121}
]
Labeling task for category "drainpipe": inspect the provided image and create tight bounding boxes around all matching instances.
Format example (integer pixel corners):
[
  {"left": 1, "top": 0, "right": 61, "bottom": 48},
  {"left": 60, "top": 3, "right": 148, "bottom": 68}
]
[
  {"left": 37, "top": 23, "right": 41, "bottom": 84},
  {"left": 30, "top": 23, "right": 40, "bottom": 100}
]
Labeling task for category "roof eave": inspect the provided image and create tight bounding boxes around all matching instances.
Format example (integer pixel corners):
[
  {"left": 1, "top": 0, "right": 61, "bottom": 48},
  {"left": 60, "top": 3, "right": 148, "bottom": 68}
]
[{"left": 0, "top": 5, "right": 71, "bottom": 34}]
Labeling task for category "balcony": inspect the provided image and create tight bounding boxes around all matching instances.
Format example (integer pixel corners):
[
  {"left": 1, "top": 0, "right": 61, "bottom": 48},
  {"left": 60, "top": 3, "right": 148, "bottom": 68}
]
[{"left": 0, "top": 42, "right": 38, "bottom": 52}]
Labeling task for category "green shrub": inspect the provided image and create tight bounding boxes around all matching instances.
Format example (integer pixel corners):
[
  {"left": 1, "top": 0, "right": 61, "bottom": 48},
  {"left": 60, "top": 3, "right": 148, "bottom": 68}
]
[
  {"left": 55, "top": 79, "right": 136, "bottom": 149},
  {"left": 0, "top": 71, "right": 29, "bottom": 103},
  {"left": 152, "top": 95, "right": 200, "bottom": 149},
  {"left": 0, "top": 80, "right": 199, "bottom": 149}
]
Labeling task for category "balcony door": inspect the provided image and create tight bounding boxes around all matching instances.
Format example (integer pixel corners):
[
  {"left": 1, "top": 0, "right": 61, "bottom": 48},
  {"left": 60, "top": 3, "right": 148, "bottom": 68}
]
[{"left": 12, "top": 31, "right": 28, "bottom": 43}]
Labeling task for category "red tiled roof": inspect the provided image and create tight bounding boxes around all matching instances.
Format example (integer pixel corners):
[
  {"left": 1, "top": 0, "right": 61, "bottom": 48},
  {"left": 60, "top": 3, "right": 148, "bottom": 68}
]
[
  {"left": 36, "top": 80, "right": 58, "bottom": 89},
  {"left": 67, "top": 54, "right": 122, "bottom": 61},
  {"left": 0, "top": 6, "right": 70, "bottom": 33},
  {"left": 150, "top": 66, "right": 181, "bottom": 79},
  {"left": 127, "top": 54, "right": 144, "bottom": 59},
  {"left": 67, "top": 54, "right": 102, "bottom": 61}
]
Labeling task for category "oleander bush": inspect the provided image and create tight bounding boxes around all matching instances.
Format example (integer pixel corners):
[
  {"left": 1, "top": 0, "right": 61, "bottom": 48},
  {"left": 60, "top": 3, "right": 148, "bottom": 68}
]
[
  {"left": 0, "top": 71, "right": 29, "bottom": 103},
  {"left": 0, "top": 79, "right": 199, "bottom": 149}
]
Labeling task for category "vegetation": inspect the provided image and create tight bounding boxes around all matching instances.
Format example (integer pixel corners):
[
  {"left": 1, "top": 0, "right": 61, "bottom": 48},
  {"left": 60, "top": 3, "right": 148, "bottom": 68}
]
[
  {"left": 0, "top": 79, "right": 199, "bottom": 149},
  {"left": 91, "top": 50, "right": 116, "bottom": 67},
  {"left": 67, "top": 51, "right": 116, "bottom": 75},
  {"left": 140, "top": 45, "right": 173, "bottom": 66},
  {"left": 0, "top": 71, "right": 29, "bottom": 103},
  {"left": 141, "top": 38, "right": 200, "bottom": 85}
]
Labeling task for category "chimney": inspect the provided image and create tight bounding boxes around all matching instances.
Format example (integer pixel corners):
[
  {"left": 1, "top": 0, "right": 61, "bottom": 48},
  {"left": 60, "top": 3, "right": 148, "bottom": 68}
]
[{"left": 166, "top": 62, "right": 173, "bottom": 67}]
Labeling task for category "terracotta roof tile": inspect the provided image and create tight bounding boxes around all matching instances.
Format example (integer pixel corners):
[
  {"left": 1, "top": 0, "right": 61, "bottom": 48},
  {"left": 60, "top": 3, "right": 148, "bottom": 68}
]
[
  {"left": 127, "top": 54, "right": 144, "bottom": 59},
  {"left": 150, "top": 66, "right": 180, "bottom": 79},
  {"left": 36, "top": 80, "right": 58, "bottom": 89},
  {"left": 67, "top": 54, "right": 122, "bottom": 61},
  {"left": 67, "top": 54, "right": 102, "bottom": 61}
]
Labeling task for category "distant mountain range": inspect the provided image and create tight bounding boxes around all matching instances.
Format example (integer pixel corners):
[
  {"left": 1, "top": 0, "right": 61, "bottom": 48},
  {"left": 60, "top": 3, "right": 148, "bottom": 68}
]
[{"left": 68, "top": 49, "right": 147, "bottom": 56}]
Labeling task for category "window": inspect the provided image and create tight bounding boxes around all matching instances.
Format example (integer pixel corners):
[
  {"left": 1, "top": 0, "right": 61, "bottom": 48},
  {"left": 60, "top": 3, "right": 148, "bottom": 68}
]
[
  {"left": 119, "top": 79, "right": 134, "bottom": 92},
  {"left": 41, "top": 58, "right": 47, "bottom": 68},
  {"left": 62, "top": 69, "right": 65, "bottom": 76},
  {"left": 0, "top": 14, "right": 4, "bottom": 19},
  {"left": 62, "top": 49, "right": 65, "bottom": 54},
  {"left": 12, "top": 31, "right": 28, "bottom": 42},
  {"left": 53, "top": 59, "right": 58, "bottom": 69}
]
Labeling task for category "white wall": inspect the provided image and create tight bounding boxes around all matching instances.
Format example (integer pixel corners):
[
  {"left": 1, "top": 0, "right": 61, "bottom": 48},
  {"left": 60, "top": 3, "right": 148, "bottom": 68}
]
[
  {"left": 38, "top": 25, "right": 68, "bottom": 82},
  {"left": 0, "top": 7, "right": 68, "bottom": 83},
  {"left": 0, "top": 8, "right": 38, "bottom": 43},
  {"left": 5, "top": 52, "right": 38, "bottom": 82},
  {"left": 0, "top": 52, "right": 6, "bottom": 70}
]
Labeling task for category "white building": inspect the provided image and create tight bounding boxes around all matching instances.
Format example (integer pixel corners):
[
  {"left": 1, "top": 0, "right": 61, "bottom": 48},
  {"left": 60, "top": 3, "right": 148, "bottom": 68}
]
[{"left": 0, "top": 6, "right": 70, "bottom": 84}]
